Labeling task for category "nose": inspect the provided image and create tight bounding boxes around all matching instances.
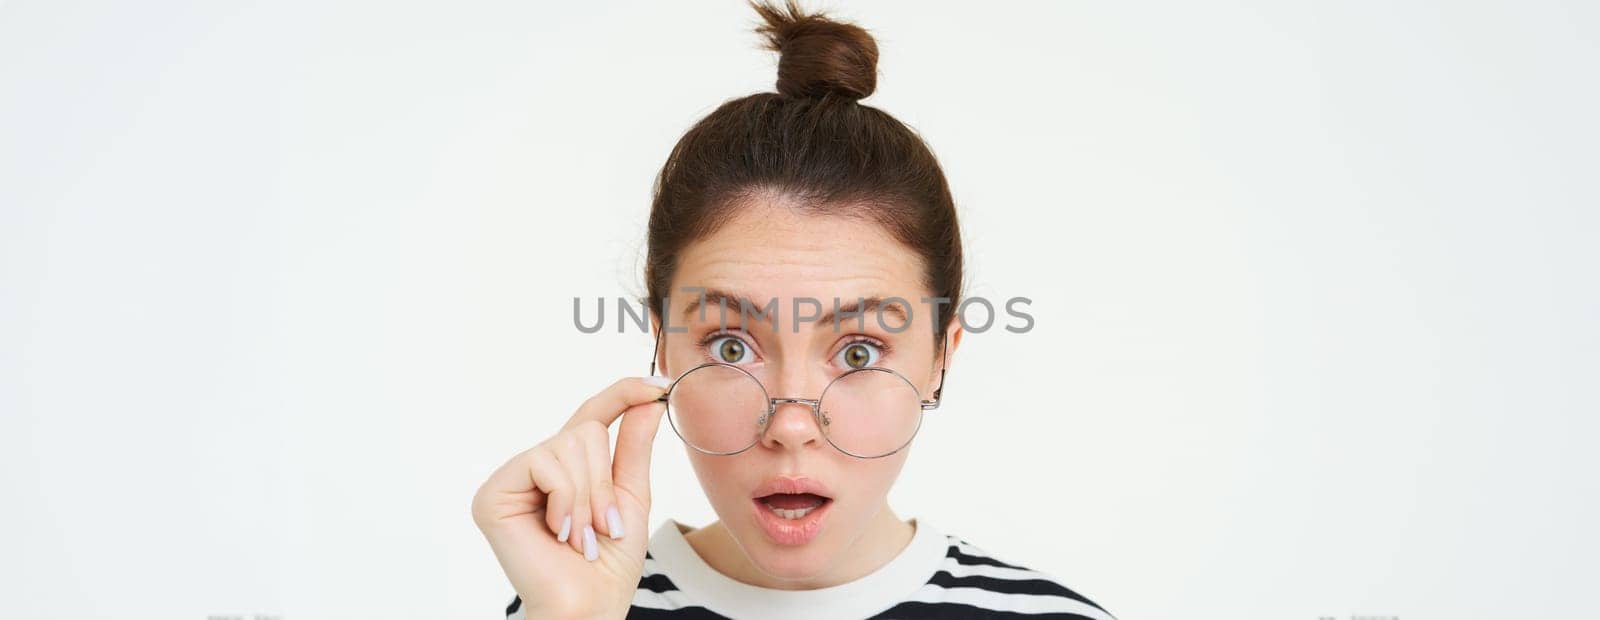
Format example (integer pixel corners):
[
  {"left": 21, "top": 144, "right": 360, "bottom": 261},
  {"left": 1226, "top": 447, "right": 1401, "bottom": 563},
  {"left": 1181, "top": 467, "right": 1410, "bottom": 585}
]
[{"left": 758, "top": 373, "right": 826, "bottom": 451}]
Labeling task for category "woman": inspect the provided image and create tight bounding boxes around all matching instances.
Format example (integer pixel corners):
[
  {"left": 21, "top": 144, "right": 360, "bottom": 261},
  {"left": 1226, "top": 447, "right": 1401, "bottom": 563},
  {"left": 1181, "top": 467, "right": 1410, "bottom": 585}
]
[{"left": 472, "top": 2, "right": 1115, "bottom": 618}]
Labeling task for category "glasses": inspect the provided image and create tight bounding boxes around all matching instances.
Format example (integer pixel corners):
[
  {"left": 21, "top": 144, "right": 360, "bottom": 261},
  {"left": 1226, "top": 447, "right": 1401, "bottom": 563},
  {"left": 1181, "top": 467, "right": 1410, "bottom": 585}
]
[{"left": 648, "top": 329, "right": 948, "bottom": 459}]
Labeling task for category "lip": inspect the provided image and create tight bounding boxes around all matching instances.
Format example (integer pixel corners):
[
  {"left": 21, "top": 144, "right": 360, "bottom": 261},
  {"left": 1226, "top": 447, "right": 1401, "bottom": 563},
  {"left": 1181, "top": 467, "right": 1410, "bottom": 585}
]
[
  {"left": 750, "top": 475, "right": 834, "bottom": 546},
  {"left": 750, "top": 475, "right": 833, "bottom": 500}
]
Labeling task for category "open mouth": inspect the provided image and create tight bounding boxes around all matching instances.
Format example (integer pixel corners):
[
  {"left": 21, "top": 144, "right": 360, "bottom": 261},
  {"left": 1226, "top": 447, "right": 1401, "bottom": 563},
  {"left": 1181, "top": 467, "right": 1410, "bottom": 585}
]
[
  {"left": 756, "top": 492, "right": 833, "bottom": 520},
  {"left": 749, "top": 476, "right": 835, "bottom": 544}
]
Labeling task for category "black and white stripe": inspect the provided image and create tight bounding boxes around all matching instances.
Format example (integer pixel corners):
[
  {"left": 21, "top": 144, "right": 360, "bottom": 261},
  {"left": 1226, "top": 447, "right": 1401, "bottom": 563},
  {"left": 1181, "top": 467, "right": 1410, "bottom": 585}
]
[{"left": 506, "top": 537, "right": 1113, "bottom": 619}]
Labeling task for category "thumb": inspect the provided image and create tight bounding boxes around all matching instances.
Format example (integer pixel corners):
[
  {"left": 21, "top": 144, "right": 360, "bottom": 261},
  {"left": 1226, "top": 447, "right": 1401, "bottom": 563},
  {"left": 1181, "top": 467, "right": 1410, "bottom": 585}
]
[{"left": 612, "top": 400, "right": 667, "bottom": 507}]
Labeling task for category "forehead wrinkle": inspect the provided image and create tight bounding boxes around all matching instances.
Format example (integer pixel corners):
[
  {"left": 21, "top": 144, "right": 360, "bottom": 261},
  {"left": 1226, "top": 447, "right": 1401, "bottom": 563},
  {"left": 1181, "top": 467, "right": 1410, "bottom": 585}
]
[
  {"left": 693, "top": 255, "right": 901, "bottom": 290},
  {"left": 687, "top": 200, "right": 913, "bottom": 269},
  {"left": 665, "top": 201, "right": 933, "bottom": 334},
  {"left": 680, "top": 230, "right": 912, "bottom": 289}
]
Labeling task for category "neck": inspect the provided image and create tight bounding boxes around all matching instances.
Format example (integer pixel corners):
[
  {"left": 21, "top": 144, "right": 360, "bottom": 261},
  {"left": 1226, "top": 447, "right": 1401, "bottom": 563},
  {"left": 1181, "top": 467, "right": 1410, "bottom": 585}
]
[{"left": 683, "top": 502, "right": 916, "bottom": 590}]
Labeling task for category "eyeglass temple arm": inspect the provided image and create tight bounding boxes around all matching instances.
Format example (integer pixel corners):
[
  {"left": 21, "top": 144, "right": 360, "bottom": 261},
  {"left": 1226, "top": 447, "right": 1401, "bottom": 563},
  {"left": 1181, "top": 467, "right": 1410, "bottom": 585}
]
[
  {"left": 649, "top": 326, "right": 661, "bottom": 377},
  {"left": 650, "top": 326, "right": 669, "bottom": 402},
  {"left": 920, "top": 338, "right": 950, "bottom": 410}
]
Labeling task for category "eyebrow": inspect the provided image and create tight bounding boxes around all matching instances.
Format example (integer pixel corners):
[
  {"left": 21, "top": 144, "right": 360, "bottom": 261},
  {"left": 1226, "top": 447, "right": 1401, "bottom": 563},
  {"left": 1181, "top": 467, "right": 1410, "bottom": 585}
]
[
  {"left": 680, "top": 288, "right": 908, "bottom": 331},
  {"left": 680, "top": 288, "right": 757, "bottom": 326},
  {"left": 819, "top": 296, "right": 907, "bottom": 330}
]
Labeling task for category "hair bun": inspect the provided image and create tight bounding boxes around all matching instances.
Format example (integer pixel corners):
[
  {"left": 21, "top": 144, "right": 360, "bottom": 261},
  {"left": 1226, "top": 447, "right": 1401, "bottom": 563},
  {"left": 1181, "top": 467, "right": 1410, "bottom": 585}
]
[{"left": 750, "top": 0, "right": 878, "bottom": 101}]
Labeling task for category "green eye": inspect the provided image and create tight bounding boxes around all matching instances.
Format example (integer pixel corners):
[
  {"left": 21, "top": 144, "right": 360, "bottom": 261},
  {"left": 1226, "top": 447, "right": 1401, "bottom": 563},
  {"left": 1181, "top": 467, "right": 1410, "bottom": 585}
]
[
  {"left": 837, "top": 342, "right": 880, "bottom": 369},
  {"left": 711, "top": 336, "right": 750, "bottom": 364}
]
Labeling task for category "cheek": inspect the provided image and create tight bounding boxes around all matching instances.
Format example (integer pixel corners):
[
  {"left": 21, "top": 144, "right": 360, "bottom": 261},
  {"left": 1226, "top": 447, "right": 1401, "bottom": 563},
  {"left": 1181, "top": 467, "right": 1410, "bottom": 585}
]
[
  {"left": 686, "top": 451, "right": 748, "bottom": 503},
  {"left": 855, "top": 452, "right": 910, "bottom": 498}
]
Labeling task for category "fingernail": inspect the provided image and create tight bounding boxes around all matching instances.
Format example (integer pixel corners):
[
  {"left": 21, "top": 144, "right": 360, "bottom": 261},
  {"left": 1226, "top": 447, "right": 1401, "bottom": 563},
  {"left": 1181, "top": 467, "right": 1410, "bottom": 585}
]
[
  {"left": 607, "top": 505, "right": 625, "bottom": 539},
  {"left": 556, "top": 514, "right": 571, "bottom": 543},
  {"left": 583, "top": 525, "right": 599, "bottom": 561},
  {"left": 641, "top": 376, "right": 672, "bottom": 389}
]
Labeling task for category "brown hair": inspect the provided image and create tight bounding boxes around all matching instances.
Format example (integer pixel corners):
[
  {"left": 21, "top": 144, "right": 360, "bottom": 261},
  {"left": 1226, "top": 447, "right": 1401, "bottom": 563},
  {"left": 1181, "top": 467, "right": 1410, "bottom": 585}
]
[{"left": 646, "top": 0, "right": 963, "bottom": 345}]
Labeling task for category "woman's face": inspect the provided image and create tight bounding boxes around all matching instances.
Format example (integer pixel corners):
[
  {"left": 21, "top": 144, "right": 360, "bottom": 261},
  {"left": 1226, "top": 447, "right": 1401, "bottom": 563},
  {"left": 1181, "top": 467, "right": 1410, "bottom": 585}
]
[{"left": 657, "top": 196, "right": 954, "bottom": 582}]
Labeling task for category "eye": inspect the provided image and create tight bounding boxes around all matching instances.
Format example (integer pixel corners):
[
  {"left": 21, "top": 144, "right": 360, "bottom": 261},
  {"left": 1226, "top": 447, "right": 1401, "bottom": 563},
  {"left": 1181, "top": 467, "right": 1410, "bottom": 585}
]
[
  {"left": 835, "top": 341, "right": 882, "bottom": 370},
  {"left": 708, "top": 335, "right": 754, "bottom": 364}
]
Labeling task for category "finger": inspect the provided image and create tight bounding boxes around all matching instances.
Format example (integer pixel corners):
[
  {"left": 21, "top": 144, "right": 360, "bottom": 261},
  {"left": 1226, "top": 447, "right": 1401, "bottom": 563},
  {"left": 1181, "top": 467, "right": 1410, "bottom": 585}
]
[
  {"left": 564, "top": 376, "right": 671, "bottom": 432},
  {"left": 550, "top": 432, "right": 594, "bottom": 557},
  {"left": 612, "top": 399, "right": 668, "bottom": 507},
  {"left": 525, "top": 448, "right": 575, "bottom": 543},
  {"left": 575, "top": 420, "right": 623, "bottom": 540},
  {"left": 472, "top": 444, "right": 570, "bottom": 534}
]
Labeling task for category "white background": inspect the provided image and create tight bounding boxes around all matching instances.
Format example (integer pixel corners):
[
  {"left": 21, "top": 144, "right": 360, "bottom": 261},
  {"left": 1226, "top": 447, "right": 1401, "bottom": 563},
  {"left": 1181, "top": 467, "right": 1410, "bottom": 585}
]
[{"left": 2, "top": 1, "right": 1596, "bottom": 618}]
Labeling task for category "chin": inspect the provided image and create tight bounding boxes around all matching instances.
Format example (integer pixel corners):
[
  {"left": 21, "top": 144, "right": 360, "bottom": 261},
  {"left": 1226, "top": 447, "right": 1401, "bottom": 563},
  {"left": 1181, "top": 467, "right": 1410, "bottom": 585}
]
[{"left": 738, "top": 524, "right": 840, "bottom": 581}]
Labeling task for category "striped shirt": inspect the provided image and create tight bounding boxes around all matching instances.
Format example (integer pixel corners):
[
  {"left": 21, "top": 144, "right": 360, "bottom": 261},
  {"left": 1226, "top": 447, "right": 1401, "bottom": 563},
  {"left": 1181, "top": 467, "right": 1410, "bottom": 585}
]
[{"left": 506, "top": 518, "right": 1114, "bottom": 619}]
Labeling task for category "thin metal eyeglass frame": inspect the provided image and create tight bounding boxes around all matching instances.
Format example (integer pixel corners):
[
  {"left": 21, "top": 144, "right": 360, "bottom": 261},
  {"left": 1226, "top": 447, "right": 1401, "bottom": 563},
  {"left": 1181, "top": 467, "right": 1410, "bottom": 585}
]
[{"left": 647, "top": 327, "right": 949, "bottom": 459}]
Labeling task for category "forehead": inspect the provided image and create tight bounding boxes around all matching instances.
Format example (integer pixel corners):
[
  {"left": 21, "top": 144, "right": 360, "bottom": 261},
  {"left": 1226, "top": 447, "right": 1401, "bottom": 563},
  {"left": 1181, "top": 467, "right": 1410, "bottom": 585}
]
[{"left": 668, "top": 198, "right": 927, "bottom": 319}]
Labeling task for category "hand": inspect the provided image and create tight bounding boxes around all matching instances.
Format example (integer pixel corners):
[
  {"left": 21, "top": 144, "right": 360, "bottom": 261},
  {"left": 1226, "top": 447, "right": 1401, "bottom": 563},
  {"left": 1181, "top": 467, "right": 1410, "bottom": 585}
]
[{"left": 471, "top": 376, "right": 671, "bottom": 618}]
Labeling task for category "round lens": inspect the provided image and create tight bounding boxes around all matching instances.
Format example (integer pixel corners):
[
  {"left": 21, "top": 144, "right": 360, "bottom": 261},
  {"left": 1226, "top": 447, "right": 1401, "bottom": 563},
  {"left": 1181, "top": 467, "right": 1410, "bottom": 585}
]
[
  {"left": 665, "top": 364, "right": 769, "bottom": 455},
  {"left": 818, "top": 368, "right": 924, "bottom": 458}
]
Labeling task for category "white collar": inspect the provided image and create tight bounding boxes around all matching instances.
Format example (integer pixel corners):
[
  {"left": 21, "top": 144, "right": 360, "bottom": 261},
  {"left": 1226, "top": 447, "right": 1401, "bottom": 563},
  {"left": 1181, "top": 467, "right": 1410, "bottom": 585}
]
[{"left": 646, "top": 516, "right": 948, "bottom": 619}]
